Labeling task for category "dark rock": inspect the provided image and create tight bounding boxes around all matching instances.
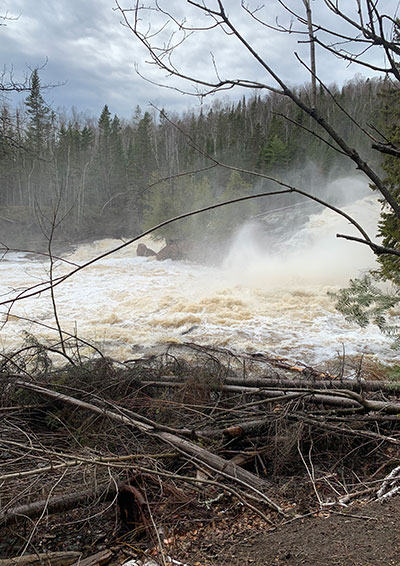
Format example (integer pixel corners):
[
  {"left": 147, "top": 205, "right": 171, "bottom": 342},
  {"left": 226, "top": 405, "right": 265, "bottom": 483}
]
[
  {"left": 136, "top": 243, "right": 156, "bottom": 257},
  {"left": 156, "top": 242, "right": 182, "bottom": 261}
]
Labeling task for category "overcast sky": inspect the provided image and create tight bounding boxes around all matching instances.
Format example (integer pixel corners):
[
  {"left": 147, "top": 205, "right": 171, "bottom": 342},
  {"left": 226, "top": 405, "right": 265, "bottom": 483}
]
[{"left": 1, "top": 0, "right": 398, "bottom": 120}]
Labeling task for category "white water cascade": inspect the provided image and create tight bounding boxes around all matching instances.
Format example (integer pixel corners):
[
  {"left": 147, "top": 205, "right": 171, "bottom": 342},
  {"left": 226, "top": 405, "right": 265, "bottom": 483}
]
[{"left": 0, "top": 191, "right": 398, "bottom": 368}]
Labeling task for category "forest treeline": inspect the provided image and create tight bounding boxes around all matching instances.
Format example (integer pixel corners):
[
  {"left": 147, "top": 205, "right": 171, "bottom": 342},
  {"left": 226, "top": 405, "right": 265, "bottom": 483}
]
[{"left": 0, "top": 70, "right": 385, "bottom": 250}]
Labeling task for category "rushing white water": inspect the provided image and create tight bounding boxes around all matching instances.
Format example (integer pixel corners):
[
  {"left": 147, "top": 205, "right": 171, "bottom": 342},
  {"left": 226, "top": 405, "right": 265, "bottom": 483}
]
[{"left": 0, "top": 193, "right": 398, "bottom": 367}]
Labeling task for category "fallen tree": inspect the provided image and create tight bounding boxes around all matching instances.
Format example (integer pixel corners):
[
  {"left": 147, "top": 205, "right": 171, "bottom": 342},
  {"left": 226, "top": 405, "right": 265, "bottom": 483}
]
[
  {"left": 1, "top": 345, "right": 400, "bottom": 562},
  {"left": 13, "top": 378, "right": 282, "bottom": 509}
]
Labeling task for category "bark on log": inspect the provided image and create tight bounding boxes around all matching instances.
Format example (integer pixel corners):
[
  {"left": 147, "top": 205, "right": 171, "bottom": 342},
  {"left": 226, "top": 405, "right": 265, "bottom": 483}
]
[
  {"left": 142, "top": 380, "right": 400, "bottom": 412},
  {"left": 0, "top": 485, "right": 117, "bottom": 527},
  {"left": 223, "top": 417, "right": 271, "bottom": 439},
  {"left": 143, "top": 374, "right": 400, "bottom": 394},
  {"left": 0, "top": 552, "right": 81, "bottom": 566},
  {"left": 158, "top": 430, "right": 271, "bottom": 493}
]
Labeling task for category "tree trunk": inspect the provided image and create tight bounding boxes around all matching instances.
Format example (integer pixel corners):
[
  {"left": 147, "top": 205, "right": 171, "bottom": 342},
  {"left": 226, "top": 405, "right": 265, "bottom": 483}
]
[{"left": 0, "top": 484, "right": 117, "bottom": 527}]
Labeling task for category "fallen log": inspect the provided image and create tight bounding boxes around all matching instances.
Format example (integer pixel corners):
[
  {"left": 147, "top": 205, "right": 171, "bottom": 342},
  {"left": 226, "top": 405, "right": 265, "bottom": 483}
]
[
  {"left": 141, "top": 380, "right": 400, "bottom": 412},
  {"left": 14, "top": 379, "right": 286, "bottom": 516},
  {"left": 0, "top": 484, "right": 117, "bottom": 527},
  {"left": 249, "top": 378, "right": 400, "bottom": 394},
  {"left": 141, "top": 381, "right": 361, "bottom": 409},
  {"left": 0, "top": 552, "right": 81, "bottom": 566},
  {"left": 141, "top": 374, "right": 400, "bottom": 394},
  {"left": 219, "top": 410, "right": 400, "bottom": 446}
]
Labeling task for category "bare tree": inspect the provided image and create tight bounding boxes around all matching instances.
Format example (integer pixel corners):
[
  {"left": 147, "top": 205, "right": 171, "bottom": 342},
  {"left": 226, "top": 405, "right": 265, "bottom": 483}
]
[
  {"left": 301, "top": 0, "right": 317, "bottom": 109},
  {"left": 0, "top": 12, "right": 36, "bottom": 95},
  {"left": 1, "top": 11, "right": 60, "bottom": 97}
]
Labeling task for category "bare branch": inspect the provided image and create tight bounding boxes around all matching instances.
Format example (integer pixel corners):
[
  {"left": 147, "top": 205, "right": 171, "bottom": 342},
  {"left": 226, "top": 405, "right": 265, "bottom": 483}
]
[{"left": 115, "top": 1, "right": 284, "bottom": 97}]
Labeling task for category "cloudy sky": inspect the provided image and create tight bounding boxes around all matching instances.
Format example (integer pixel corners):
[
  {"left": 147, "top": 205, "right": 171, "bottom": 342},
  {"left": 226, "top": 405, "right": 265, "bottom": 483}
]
[{"left": 0, "top": 0, "right": 397, "bottom": 120}]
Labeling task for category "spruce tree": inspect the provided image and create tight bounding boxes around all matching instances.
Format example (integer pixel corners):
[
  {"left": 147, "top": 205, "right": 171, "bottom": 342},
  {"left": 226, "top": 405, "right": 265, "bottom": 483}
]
[
  {"left": 97, "top": 104, "right": 112, "bottom": 199},
  {"left": 110, "top": 114, "right": 126, "bottom": 191},
  {"left": 25, "top": 69, "right": 50, "bottom": 155},
  {"left": 24, "top": 69, "right": 52, "bottom": 209},
  {"left": 133, "top": 111, "right": 156, "bottom": 186},
  {"left": 258, "top": 134, "right": 290, "bottom": 171}
]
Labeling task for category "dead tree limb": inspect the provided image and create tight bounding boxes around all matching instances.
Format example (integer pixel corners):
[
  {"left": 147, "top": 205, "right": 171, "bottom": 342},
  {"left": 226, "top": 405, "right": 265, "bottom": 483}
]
[
  {"left": 142, "top": 381, "right": 362, "bottom": 410},
  {"left": 142, "top": 374, "right": 400, "bottom": 394},
  {"left": 0, "top": 552, "right": 81, "bottom": 566},
  {"left": 142, "top": 379, "right": 400, "bottom": 413},
  {"left": 0, "top": 484, "right": 117, "bottom": 527},
  {"left": 287, "top": 413, "right": 400, "bottom": 446},
  {"left": 13, "top": 379, "right": 288, "bottom": 515}
]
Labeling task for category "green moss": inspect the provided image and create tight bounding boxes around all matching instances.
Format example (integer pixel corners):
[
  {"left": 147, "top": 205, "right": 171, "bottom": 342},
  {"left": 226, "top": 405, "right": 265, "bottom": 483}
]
[{"left": 386, "top": 364, "right": 400, "bottom": 382}]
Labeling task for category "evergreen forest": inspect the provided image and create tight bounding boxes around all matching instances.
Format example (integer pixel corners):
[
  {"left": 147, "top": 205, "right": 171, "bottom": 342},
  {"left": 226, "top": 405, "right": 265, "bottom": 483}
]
[{"left": 0, "top": 70, "right": 387, "bottom": 253}]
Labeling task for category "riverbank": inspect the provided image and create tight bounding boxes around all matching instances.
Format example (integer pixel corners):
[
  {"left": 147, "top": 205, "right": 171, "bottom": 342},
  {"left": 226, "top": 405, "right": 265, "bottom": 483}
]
[{"left": 1, "top": 344, "right": 400, "bottom": 565}]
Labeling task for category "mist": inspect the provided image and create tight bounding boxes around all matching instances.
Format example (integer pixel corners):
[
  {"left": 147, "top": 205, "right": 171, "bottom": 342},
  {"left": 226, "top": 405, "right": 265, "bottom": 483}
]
[{"left": 223, "top": 175, "right": 380, "bottom": 288}]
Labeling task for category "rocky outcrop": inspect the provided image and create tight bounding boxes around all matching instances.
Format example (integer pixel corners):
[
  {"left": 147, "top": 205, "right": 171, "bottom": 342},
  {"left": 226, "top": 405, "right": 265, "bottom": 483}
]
[
  {"left": 156, "top": 242, "right": 182, "bottom": 261},
  {"left": 136, "top": 243, "right": 156, "bottom": 257}
]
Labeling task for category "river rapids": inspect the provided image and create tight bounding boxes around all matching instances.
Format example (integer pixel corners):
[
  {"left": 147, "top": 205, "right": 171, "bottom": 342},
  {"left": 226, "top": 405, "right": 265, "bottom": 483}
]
[{"left": 0, "top": 194, "right": 398, "bottom": 369}]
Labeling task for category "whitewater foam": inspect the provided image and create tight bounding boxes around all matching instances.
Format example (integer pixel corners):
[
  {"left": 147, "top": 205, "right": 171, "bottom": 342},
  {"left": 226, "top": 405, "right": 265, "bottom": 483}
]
[{"left": 0, "top": 195, "right": 396, "bottom": 367}]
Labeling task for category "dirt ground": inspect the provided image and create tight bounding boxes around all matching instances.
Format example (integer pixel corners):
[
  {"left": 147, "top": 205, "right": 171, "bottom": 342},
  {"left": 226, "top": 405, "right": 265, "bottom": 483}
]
[
  {"left": 188, "top": 498, "right": 400, "bottom": 566},
  {"left": 2, "top": 496, "right": 399, "bottom": 566}
]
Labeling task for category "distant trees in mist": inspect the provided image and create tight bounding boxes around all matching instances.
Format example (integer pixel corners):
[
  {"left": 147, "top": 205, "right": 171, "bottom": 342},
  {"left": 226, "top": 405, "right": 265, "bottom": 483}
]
[{"left": 0, "top": 69, "right": 385, "bottom": 249}]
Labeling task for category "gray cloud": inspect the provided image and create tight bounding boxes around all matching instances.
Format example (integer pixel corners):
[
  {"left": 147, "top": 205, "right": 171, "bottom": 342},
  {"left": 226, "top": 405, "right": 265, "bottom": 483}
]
[{"left": 0, "top": 0, "right": 396, "bottom": 119}]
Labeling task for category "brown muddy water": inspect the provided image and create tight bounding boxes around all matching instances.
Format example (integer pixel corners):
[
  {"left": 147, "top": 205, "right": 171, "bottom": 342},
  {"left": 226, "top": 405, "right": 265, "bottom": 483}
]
[{"left": 0, "top": 195, "right": 397, "bottom": 369}]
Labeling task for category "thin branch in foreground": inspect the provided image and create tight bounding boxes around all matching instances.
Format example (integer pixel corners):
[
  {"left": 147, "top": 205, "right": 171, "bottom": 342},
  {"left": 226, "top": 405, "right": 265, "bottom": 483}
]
[
  {"left": 2, "top": 178, "right": 389, "bottom": 312},
  {"left": 14, "top": 378, "right": 289, "bottom": 516}
]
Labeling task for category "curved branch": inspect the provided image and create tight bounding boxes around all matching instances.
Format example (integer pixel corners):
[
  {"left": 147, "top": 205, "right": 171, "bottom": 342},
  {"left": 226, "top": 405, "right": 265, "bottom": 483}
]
[{"left": 336, "top": 233, "right": 400, "bottom": 257}]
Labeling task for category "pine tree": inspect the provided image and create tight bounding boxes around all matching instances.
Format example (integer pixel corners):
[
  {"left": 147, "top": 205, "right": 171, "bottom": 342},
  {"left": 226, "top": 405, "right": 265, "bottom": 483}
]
[
  {"left": 110, "top": 114, "right": 127, "bottom": 199},
  {"left": 25, "top": 69, "right": 50, "bottom": 155},
  {"left": 96, "top": 104, "right": 112, "bottom": 200}
]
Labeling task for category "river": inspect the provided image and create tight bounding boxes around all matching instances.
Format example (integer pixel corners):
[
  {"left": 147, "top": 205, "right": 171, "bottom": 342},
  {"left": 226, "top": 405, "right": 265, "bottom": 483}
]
[{"left": 0, "top": 194, "right": 397, "bottom": 370}]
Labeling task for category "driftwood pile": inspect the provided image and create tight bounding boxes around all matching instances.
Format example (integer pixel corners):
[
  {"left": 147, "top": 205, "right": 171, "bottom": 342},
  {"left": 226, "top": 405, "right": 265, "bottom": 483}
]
[{"left": 1, "top": 342, "right": 400, "bottom": 564}]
